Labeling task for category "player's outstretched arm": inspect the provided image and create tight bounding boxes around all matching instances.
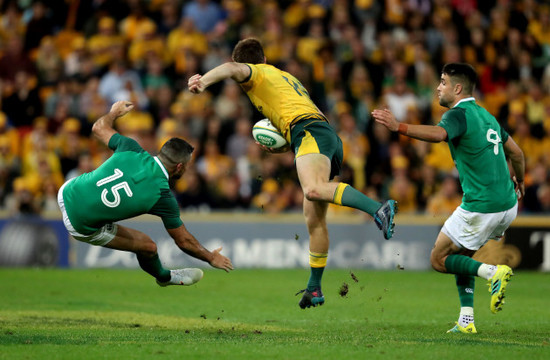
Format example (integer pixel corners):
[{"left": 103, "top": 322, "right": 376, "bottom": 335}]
[
  {"left": 167, "top": 225, "right": 234, "bottom": 272},
  {"left": 188, "top": 62, "right": 251, "bottom": 94},
  {"left": 503, "top": 136, "right": 525, "bottom": 200},
  {"left": 371, "top": 108, "right": 447, "bottom": 143},
  {"left": 92, "top": 101, "right": 134, "bottom": 146}
]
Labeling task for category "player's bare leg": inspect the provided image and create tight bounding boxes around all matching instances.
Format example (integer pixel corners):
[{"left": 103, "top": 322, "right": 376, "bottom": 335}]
[
  {"left": 297, "top": 198, "right": 329, "bottom": 309},
  {"left": 431, "top": 231, "right": 512, "bottom": 333},
  {"left": 105, "top": 225, "right": 203, "bottom": 286},
  {"left": 295, "top": 154, "right": 331, "bottom": 308},
  {"left": 296, "top": 153, "right": 397, "bottom": 239},
  {"left": 295, "top": 153, "right": 338, "bottom": 202}
]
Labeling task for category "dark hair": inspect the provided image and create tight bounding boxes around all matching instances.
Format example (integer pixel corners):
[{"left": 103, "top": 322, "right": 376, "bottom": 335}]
[
  {"left": 441, "top": 63, "right": 477, "bottom": 95},
  {"left": 158, "top": 137, "right": 194, "bottom": 168},
  {"left": 232, "top": 38, "right": 264, "bottom": 64}
]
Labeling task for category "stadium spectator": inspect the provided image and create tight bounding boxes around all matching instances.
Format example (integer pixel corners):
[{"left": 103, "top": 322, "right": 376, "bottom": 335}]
[
  {"left": 154, "top": 0, "right": 181, "bottom": 36},
  {"left": 523, "top": 162, "right": 549, "bottom": 213},
  {"left": 220, "top": 0, "right": 247, "bottom": 49},
  {"left": 6, "top": 176, "right": 41, "bottom": 215},
  {"left": 426, "top": 175, "right": 462, "bottom": 216},
  {"left": 166, "top": 16, "right": 208, "bottom": 72},
  {"left": 0, "top": 2, "right": 25, "bottom": 40},
  {"left": 127, "top": 21, "right": 166, "bottom": 70},
  {"left": 235, "top": 141, "right": 263, "bottom": 202},
  {"left": 524, "top": 81, "right": 547, "bottom": 139},
  {"left": 0, "top": 110, "right": 20, "bottom": 156},
  {"left": 195, "top": 138, "right": 234, "bottom": 186},
  {"left": 56, "top": 117, "right": 89, "bottom": 176},
  {"left": 2, "top": 70, "right": 42, "bottom": 134},
  {"left": 210, "top": 173, "right": 248, "bottom": 210},
  {"left": 142, "top": 54, "right": 171, "bottom": 100},
  {"left": 0, "top": 35, "right": 35, "bottom": 83},
  {"left": 226, "top": 116, "right": 253, "bottom": 160},
  {"left": 176, "top": 167, "right": 212, "bottom": 212},
  {"left": 0, "top": 129, "right": 20, "bottom": 208},
  {"left": 63, "top": 36, "right": 88, "bottom": 78},
  {"left": 98, "top": 60, "right": 148, "bottom": 109},
  {"left": 34, "top": 36, "right": 63, "bottom": 86},
  {"left": 537, "top": 182, "right": 550, "bottom": 213},
  {"left": 416, "top": 163, "right": 440, "bottom": 211},
  {"left": 181, "top": 0, "right": 226, "bottom": 35},
  {"left": 23, "top": 0, "right": 54, "bottom": 52},
  {"left": 87, "top": 16, "right": 123, "bottom": 69},
  {"left": 213, "top": 81, "right": 251, "bottom": 122},
  {"left": 78, "top": 76, "right": 109, "bottom": 132},
  {"left": 338, "top": 105, "right": 369, "bottom": 191},
  {"left": 65, "top": 152, "right": 94, "bottom": 181},
  {"left": 43, "top": 78, "right": 80, "bottom": 121}
]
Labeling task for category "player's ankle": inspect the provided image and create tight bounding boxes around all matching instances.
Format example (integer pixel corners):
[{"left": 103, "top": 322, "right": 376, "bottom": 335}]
[{"left": 477, "top": 264, "right": 497, "bottom": 280}]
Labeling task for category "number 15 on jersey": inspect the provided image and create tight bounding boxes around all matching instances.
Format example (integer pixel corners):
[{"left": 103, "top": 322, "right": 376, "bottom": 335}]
[{"left": 96, "top": 169, "right": 133, "bottom": 208}]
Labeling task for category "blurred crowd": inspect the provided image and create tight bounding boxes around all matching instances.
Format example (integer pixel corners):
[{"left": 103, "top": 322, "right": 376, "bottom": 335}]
[{"left": 0, "top": 0, "right": 549, "bottom": 217}]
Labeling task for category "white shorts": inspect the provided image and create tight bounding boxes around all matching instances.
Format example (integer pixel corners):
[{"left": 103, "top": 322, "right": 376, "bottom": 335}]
[
  {"left": 442, "top": 203, "right": 518, "bottom": 251},
  {"left": 57, "top": 179, "right": 117, "bottom": 246}
]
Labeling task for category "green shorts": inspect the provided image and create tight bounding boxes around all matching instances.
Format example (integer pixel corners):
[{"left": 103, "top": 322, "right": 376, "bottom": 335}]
[{"left": 290, "top": 119, "right": 343, "bottom": 180}]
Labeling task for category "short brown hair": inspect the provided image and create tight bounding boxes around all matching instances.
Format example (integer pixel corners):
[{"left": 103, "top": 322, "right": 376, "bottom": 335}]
[
  {"left": 159, "top": 137, "right": 194, "bottom": 167},
  {"left": 232, "top": 38, "right": 264, "bottom": 64},
  {"left": 442, "top": 63, "right": 478, "bottom": 95}
]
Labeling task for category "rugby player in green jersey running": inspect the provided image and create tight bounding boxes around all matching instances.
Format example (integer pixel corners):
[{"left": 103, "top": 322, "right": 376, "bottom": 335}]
[
  {"left": 372, "top": 63, "right": 525, "bottom": 334},
  {"left": 57, "top": 101, "right": 233, "bottom": 287}
]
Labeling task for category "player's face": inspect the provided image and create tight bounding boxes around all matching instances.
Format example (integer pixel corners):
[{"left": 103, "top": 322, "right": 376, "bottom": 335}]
[
  {"left": 437, "top": 74, "right": 454, "bottom": 108},
  {"left": 171, "top": 162, "right": 187, "bottom": 180}
]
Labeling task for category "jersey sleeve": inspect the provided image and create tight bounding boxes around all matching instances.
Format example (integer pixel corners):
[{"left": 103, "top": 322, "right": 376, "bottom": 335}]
[
  {"left": 238, "top": 64, "right": 259, "bottom": 91},
  {"left": 148, "top": 188, "right": 183, "bottom": 229},
  {"left": 499, "top": 125, "right": 510, "bottom": 143},
  {"left": 437, "top": 108, "right": 467, "bottom": 141},
  {"left": 108, "top": 133, "right": 146, "bottom": 153}
]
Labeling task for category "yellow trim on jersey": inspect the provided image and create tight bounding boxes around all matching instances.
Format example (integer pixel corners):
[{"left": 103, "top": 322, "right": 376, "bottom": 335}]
[
  {"left": 333, "top": 183, "right": 349, "bottom": 205},
  {"left": 295, "top": 130, "right": 320, "bottom": 157},
  {"left": 309, "top": 251, "right": 328, "bottom": 268}
]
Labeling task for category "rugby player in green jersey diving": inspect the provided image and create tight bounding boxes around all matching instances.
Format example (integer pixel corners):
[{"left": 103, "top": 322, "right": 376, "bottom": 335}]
[
  {"left": 372, "top": 63, "right": 525, "bottom": 334},
  {"left": 57, "top": 101, "right": 233, "bottom": 287}
]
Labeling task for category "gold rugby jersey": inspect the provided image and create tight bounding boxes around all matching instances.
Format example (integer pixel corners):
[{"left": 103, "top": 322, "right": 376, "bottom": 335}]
[{"left": 239, "top": 63, "right": 327, "bottom": 143}]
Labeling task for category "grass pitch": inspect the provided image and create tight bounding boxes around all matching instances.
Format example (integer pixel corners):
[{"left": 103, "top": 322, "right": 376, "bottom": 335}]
[{"left": 0, "top": 268, "right": 548, "bottom": 359}]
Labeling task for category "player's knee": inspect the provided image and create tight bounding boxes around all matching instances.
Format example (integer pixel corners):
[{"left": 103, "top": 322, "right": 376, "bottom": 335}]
[
  {"left": 303, "top": 187, "right": 321, "bottom": 202},
  {"left": 430, "top": 252, "right": 446, "bottom": 273},
  {"left": 136, "top": 235, "right": 157, "bottom": 256}
]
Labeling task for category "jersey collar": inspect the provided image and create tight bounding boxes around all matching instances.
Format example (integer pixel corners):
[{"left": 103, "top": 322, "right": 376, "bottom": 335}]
[
  {"left": 154, "top": 156, "right": 169, "bottom": 179},
  {"left": 453, "top": 97, "right": 475, "bottom": 108}
]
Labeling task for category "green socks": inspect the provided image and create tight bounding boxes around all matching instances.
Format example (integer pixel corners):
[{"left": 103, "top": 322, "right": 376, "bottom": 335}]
[
  {"left": 307, "top": 267, "right": 325, "bottom": 291},
  {"left": 455, "top": 275, "right": 475, "bottom": 307},
  {"left": 444, "top": 254, "right": 482, "bottom": 276},
  {"left": 137, "top": 253, "right": 171, "bottom": 282},
  {"left": 335, "top": 183, "right": 381, "bottom": 216}
]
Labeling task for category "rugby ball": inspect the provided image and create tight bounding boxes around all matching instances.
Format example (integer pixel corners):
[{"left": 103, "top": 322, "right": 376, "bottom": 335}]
[{"left": 252, "top": 119, "right": 288, "bottom": 149}]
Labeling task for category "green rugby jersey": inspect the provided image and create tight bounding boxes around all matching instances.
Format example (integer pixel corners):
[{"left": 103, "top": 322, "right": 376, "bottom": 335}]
[
  {"left": 437, "top": 98, "right": 516, "bottom": 213},
  {"left": 62, "top": 134, "right": 183, "bottom": 234}
]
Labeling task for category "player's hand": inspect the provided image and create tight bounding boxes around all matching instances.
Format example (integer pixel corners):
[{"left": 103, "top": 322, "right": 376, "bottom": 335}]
[
  {"left": 110, "top": 101, "right": 134, "bottom": 118},
  {"left": 255, "top": 142, "right": 290, "bottom": 154},
  {"left": 371, "top": 108, "right": 399, "bottom": 132},
  {"left": 188, "top": 74, "right": 205, "bottom": 94},
  {"left": 512, "top": 176, "right": 525, "bottom": 200},
  {"left": 209, "top": 246, "right": 233, "bottom": 272}
]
